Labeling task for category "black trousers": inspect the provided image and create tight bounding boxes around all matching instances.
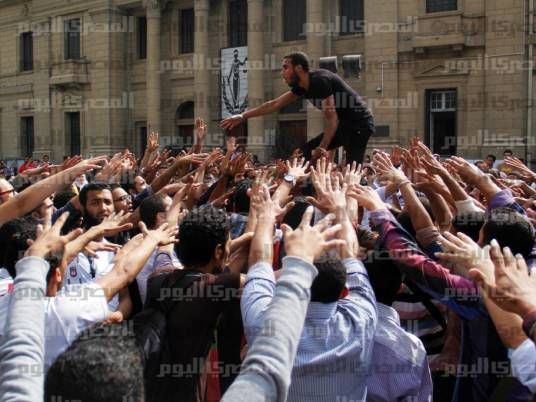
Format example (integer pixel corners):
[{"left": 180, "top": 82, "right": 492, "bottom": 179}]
[{"left": 300, "top": 120, "right": 374, "bottom": 164}]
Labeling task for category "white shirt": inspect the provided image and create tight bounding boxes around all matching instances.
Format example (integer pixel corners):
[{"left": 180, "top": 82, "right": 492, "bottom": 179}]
[
  {"left": 0, "top": 268, "right": 13, "bottom": 297},
  {"left": 66, "top": 247, "right": 118, "bottom": 310},
  {"left": 511, "top": 339, "right": 536, "bottom": 392},
  {"left": 0, "top": 282, "right": 109, "bottom": 370}
]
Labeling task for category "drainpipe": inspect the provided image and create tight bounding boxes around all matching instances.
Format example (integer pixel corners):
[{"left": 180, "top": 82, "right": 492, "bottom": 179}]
[{"left": 527, "top": 0, "right": 534, "bottom": 165}]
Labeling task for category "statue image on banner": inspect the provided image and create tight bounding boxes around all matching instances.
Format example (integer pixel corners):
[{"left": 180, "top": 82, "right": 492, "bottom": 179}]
[{"left": 221, "top": 47, "right": 248, "bottom": 118}]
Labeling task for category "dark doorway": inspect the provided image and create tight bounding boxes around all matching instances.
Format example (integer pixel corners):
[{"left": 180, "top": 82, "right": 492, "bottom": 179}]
[{"left": 426, "top": 89, "right": 457, "bottom": 156}]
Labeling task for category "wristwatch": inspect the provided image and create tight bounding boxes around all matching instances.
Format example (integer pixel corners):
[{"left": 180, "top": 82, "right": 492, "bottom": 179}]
[{"left": 284, "top": 174, "right": 296, "bottom": 187}]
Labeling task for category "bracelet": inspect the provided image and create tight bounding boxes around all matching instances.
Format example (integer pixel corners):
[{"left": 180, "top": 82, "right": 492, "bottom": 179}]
[{"left": 522, "top": 309, "right": 536, "bottom": 339}]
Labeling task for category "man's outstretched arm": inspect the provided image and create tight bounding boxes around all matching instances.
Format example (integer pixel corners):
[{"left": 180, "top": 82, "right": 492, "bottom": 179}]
[{"left": 220, "top": 91, "right": 298, "bottom": 130}]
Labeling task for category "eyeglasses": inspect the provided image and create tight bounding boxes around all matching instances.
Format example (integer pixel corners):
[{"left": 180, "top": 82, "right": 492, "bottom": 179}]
[
  {"left": 113, "top": 194, "right": 132, "bottom": 202},
  {"left": 0, "top": 189, "right": 15, "bottom": 196}
]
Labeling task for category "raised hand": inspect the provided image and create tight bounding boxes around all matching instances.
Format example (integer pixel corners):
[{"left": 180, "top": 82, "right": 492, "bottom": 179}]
[
  {"left": 220, "top": 115, "right": 245, "bottom": 130},
  {"left": 285, "top": 157, "right": 310, "bottom": 182},
  {"left": 281, "top": 207, "right": 345, "bottom": 264},
  {"left": 373, "top": 151, "right": 408, "bottom": 185},
  {"left": 147, "top": 132, "right": 159, "bottom": 153},
  {"left": 96, "top": 211, "right": 133, "bottom": 237},
  {"left": 139, "top": 221, "right": 178, "bottom": 246},
  {"left": 444, "top": 156, "right": 485, "bottom": 185},
  {"left": 468, "top": 242, "right": 536, "bottom": 317},
  {"left": 25, "top": 212, "right": 83, "bottom": 259},
  {"left": 307, "top": 171, "right": 347, "bottom": 214},
  {"left": 435, "top": 232, "right": 492, "bottom": 278},
  {"left": 195, "top": 117, "right": 208, "bottom": 143},
  {"left": 342, "top": 161, "right": 363, "bottom": 186},
  {"left": 347, "top": 184, "right": 385, "bottom": 211}
]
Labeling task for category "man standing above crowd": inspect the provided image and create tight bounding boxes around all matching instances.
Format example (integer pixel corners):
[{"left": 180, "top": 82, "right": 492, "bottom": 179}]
[{"left": 220, "top": 51, "right": 374, "bottom": 164}]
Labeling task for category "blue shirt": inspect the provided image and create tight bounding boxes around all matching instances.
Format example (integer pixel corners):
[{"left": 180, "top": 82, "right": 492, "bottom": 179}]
[
  {"left": 367, "top": 303, "right": 433, "bottom": 402},
  {"left": 241, "top": 257, "right": 377, "bottom": 402}
]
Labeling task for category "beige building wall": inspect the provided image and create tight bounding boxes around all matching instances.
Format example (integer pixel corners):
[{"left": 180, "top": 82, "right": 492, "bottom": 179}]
[{"left": 0, "top": 0, "right": 533, "bottom": 164}]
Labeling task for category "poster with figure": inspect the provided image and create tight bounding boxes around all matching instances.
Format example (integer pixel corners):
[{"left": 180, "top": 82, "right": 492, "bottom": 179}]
[{"left": 221, "top": 46, "right": 248, "bottom": 118}]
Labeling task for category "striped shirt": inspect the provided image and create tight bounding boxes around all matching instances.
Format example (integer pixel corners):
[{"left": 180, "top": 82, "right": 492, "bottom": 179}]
[
  {"left": 242, "top": 257, "right": 377, "bottom": 402},
  {"left": 367, "top": 303, "right": 433, "bottom": 402}
]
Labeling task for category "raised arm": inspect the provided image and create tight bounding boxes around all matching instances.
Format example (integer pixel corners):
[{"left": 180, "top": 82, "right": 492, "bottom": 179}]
[
  {"left": 0, "top": 157, "right": 106, "bottom": 226},
  {"left": 220, "top": 91, "right": 298, "bottom": 130},
  {"left": 96, "top": 222, "right": 177, "bottom": 302}
]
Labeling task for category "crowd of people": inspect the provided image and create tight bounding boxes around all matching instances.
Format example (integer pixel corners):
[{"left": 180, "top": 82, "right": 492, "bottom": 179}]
[{"left": 0, "top": 120, "right": 535, "bottom": 402}]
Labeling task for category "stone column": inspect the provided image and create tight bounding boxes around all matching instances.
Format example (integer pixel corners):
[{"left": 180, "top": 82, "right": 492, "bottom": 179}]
[
  {"left": 306, "top": 0, "right": 325, "bottom": 139},
  {"left": 145, "top": 0, "right": 162, "bottom": 135},
  {"left": 32, "top": 18, "right": 53, "bottom": 159},
  {"left": 246, "top": 0, "right": 266, "bottom": 159},
  {"left": 194, "top": 0, "right": 210, "bottom": 123}
]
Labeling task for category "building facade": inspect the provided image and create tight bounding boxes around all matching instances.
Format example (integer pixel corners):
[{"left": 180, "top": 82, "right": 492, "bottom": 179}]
[{"left": 0, "top": 0, "right": 534, "bottom": 163}]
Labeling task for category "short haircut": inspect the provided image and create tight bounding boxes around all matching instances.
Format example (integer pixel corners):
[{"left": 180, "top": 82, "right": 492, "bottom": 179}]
[
  {"left": 282, "top": 197, "right": 313, "bottom": 229},
  {"left": 79, "top": 183, "right": 111, "bottom": 207},
  {"left": 139, "top": 193, "right": 168, "bottom": 230},
  {"left": 364, "top": 248, "right": 402, "bottom": 306},
  {"left": 176, "top": 205, "right": 230, "bottom": 267},
  {"left": 232, "top": 179, "right": 252, "bottom": 214},
  {"left": 45, "top": 323, "right": 144, "bottom": 402},
  {"left": 284, "top": 51, "right": 310, "bottom": 72},
  {"left": 0, "top": 216, "right": 39, "bottom": 278},
  {"left": 53, "top": 190, "right": 77, "bottom": 209},
  {"left": 482, "top": 207, "right": 535, "bottom": 257},
  {"left": 310, "top": 255, "right": 347, "bottom": 303},
  {"left": 487, "top": 154, "right": 497, "bottom": 162},
  {"left": 452, "top": 211, "right": 486, "bottom": 242}
]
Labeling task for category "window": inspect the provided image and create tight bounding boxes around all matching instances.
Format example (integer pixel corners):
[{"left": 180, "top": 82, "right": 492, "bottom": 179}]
[
  {"left": 339, "top": 0, "right": 364, "bottom": 35},
  {"left": 180, "top": 8, "right": 194, "bottom": 54},
  {"left": 277, "top": 120, "right": 306, "bottom": 158},
  {"left": 20, "top": 32, "right": 33, "bottom": 71},
  {"left": 20, "top": 117, "right": 34, "bottom": 156},
  {"left": 176, "top": 102, "right": 195, "bottom": 147},
  {"left": 66, "top": 112, "right": 81, "bottom": 156},
  {"left": 283, "top": 0, "right": 306, "bottom": 41},
  {"left": 138, "top": 17, "right": 147, "bottom": 59},
  {"left": 64, "top": 18, "right": 81, "bottom": 60},
  {"left": 426, "top": 89, "right": 457, "bottom": 155},
  {"left": 229, "top": 0, "right": 248, "bottom": 47},
  {"left": 426, "top": 0, "right": 457, "bottom": 13}
]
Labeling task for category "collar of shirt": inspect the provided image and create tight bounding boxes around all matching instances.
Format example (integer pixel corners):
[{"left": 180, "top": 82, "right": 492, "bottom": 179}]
[{"left": 306, "top": 301, "right": 337, "bottom": 320}]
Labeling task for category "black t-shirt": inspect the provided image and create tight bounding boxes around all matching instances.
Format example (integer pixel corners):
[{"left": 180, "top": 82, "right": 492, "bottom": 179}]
[{"left": 290, "top": 69, "right": 372, "bottom": 125}]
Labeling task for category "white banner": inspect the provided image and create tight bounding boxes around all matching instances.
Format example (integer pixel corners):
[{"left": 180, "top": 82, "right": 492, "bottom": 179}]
[{"left": 221, "top": 46, "right": 248, "bottom": 118}]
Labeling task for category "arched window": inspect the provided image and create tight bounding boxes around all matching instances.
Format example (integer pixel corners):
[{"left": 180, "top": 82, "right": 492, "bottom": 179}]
[{"left": 175, "top": 101, "right": 194, "bottom": 148}]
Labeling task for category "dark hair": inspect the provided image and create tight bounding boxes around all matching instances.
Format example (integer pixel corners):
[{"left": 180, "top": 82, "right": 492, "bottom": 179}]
[
  {"left": 282, "top": 197, "right": 313, "bottom": 229},
  {"left": 53, "top": 190, "right": 77, "bottom": 209},
  {"left": 364, "top": 249, "right": 402, "bottom": 306},
  {"left": 487, "top": 154, "right": 497, "bottom": 162},
  {"left": 45, "top": 323, "right": 144, "bottom": 402},
  {"left": 232, "top": 179, "right": 252, "bottom": 214},
  {"left": 452, "top": 211, "right": 486, "bottom": 242},
  {"left": 79, "top": 183, "right": 111, "bottom": 207},
  {"left": 176, "top": 205, "right": 230, "bottom": 267},
  {"left": 0, "top": 216, "right": 39, "bottom": 278},
  {"left": 310, "top": 256, "right": 347, "bottom": 303},
  {"left": 139, "top": 193, "right": 168, "bottom": 230},
  {"left": 482, "top": 208, "right": 535, "bottom": 257},
  {"left": 504, "top": 149, "right": 513, "bottom": 155},
  {"left": 284, "top": 51, "right": 310, "bottom": 72}
]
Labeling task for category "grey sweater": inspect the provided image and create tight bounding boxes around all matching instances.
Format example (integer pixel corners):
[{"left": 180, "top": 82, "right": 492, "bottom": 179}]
[
  {"left": 0, "top": 256, "right": 49, "bottom": 402},
  {"left": 221, "top": 256, "right": 318, "bottom": 402}
]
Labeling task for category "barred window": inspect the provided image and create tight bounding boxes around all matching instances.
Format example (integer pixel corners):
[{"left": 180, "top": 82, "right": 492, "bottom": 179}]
[
  {"left": 426, "top": 0, "right": 457, "bottom": 13},
  {"left": 21, "top": 32, "right": 33, "bottom": 71},
  {"left": 339, "top": 0, "right": 364, "bottom": 35},
  {"left": 180, "top": 8, "right": 194, "bottom": 53},
  {"left": 229, "top": 0, "right": 248, "bottom": 47},
  {"left": 283, "top": 0, "right": 306, "bottom": 41},
  {"left": 64, "top": 18, "right": 81, "bottom": 60}
]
